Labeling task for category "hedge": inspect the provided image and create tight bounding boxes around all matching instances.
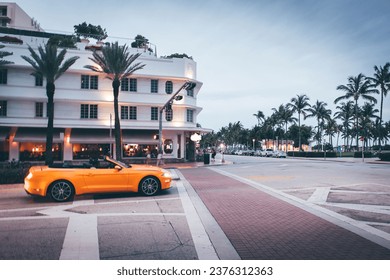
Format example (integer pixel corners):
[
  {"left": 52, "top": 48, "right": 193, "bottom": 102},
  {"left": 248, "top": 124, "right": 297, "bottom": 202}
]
[
  {"left": 287, "top": 151, "right": 337, "bottom": 158},
  {"left": 378, "top": 152, "right": 390, "bottom": 161},
  {"left": 353, "top": 152, "right": 373, "bottom": 158},
  {"left": 0, "top": 167, "right": 30, "bottom": 184}
]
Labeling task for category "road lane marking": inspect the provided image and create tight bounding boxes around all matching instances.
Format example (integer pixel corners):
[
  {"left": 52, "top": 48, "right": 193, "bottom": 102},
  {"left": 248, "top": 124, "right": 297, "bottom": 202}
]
[
  {"left": 175, "top": 179, "right": 219, "bottom": 260},
  {"left": 172, "top": 169, "right": 240, "bottom": 260},
  {"left": 308, "top": 187, "right": 330, "bottom": 203}
]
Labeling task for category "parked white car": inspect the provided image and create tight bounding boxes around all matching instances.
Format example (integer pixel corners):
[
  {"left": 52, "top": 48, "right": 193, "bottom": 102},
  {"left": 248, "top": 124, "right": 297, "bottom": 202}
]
[
  {"left": 264, "top": 149, "right": 275, "bottom": 157},
  {"left": 273, "top": 150, "right": 287, "bottom": 158}
]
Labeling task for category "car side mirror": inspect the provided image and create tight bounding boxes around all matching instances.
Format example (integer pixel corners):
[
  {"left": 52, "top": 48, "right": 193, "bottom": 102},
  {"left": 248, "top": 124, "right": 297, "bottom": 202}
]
[{"left": 114, "top": 165, "right": 122, "bottom": 171}]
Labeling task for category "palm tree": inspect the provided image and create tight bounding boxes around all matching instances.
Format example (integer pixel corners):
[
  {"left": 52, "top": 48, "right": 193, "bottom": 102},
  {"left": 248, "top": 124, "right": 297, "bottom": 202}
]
[
  {"left": 272, "top": 104, "right": 296, "bottom": 152},
  {"left": 359, "top": 102, "right": 379, "bottom": 147},
  {"left": 305, "top": 100, "right": 331, "bottom": 150},
  {"left": 335, "top": 73, "right": 378, "bottom": 150},
  {"left": 334, "top": 101, "right": 354, "bottom": 149},
  {"left": 288, "top": 94, "right": 310, "bottom": 151},
  {"left": 323, "top": 118, "right": 338, "bottom": 147},
  {"left": 84, "top": 42, "right": 145, "bottom": 160},
  {"left": 21, "top": 43, "right": 79, "bottom": 165},
  {"left": 0, "top": 45, "right": 14, "bottom": 67},
  {"left": 253, "top": 110, "right": 265, "bottom": 126},
  {"left": 367, "top": 63, "right": 390, "bottom": 150}
]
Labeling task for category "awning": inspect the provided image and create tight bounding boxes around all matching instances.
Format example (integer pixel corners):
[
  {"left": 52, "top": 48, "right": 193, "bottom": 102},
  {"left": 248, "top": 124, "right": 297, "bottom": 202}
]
[
  {"left": 13, "top": 127, "right": 64, "bottom": 143},
  {"left": 70, "top": 128, "right": 112, "bottom": 144},
  {"left": 122, "top": 129, "right": 158, "bottom": 144}
]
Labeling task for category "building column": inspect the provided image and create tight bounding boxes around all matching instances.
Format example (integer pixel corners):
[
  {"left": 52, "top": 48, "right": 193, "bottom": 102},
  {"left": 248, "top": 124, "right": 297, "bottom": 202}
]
[
  {"left": 9, "top": 127, "right": 19, "bottom": 161},
  {"left": 63, "top": 128, "right": 72, "bottom": 161}
]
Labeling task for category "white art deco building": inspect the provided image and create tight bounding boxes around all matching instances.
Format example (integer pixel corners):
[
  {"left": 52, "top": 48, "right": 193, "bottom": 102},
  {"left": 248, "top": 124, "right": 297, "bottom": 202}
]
[{"left": 0, "top": 2, "right": 207, "bottom": 163}]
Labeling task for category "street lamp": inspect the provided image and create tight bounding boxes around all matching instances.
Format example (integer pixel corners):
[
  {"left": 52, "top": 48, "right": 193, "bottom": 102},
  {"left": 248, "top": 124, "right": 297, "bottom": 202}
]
[{"left": 158, "top": 81, "right": 197, "bottom": 154}]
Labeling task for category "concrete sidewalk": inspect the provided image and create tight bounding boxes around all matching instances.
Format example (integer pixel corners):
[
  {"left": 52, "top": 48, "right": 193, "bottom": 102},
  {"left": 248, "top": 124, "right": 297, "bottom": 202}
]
[{"left": 179, "top": 167, "right": 390, "bottom": 259}]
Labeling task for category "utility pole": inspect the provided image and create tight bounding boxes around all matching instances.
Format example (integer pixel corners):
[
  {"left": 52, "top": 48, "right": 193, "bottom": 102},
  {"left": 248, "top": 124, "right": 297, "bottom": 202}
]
[{"left": 158, "top": 81, "right": 197, "bottom": 153}]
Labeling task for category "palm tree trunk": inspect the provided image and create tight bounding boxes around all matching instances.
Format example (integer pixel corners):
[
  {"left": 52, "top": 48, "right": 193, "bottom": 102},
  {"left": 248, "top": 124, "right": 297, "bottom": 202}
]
[
  {"left": 45, "top": 83, "right": 55, "bottom": 165},
  {"left": 113, "top": 80, "right": 122, "bottom": 160},
  {"left": 298, "top": 113, "right": 301, "bottom": 151},
  {"left": 355, "top": 101, "right": 359, "bottom": 151},
  {"left": 379, "top": 90, "right": 384, "bottom": 151}
]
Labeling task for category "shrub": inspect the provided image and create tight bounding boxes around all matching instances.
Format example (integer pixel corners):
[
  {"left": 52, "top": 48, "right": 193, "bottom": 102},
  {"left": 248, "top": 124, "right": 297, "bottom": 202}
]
[
  {"left": 287, "top": 151, "right": 337, "bottom": 158},
  {"left": 354, "top": 152, "right": 373, "bottom": 158},
  {"left": 0, "top": 167, "right": 30, "bottom": 184},
  {"left": 378, "top": 152, "right": 390, "bottom": 161}
]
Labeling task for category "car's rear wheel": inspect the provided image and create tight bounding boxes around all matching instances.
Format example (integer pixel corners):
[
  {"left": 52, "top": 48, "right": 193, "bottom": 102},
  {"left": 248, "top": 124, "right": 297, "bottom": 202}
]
[
  {"left": 48, "top": 180, "right": 74, "bottom": 202},
  {"left": 139, "top": 176, "right": 160, "bottom": 196}
]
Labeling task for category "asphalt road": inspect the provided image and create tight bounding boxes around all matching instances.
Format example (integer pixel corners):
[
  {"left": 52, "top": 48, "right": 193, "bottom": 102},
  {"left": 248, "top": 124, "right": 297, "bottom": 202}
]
[{"left": 0, "top": 155, "right": 389, "bottom": 260}]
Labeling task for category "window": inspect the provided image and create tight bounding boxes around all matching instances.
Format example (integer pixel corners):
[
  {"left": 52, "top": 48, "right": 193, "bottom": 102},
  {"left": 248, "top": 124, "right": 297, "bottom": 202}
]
[
  {"left": 80, "top": 104, "right": 98, "bottom": 119},
  {"left": 129, "top": 106, "right": 137, "bottom": 120},
  {"left": 0, "top": 100, "right": 7, "bottom": 116},
  {"left": 121, "top": 78, "right": 129, "bottom": 91},
  {"left": 121, "top": 106, "right": 129, "bottom": 119},
  {"left": 187, "top": 109, "right": 194, "bottom": 123},
  {"left": 130, "top": 78, "right": 137, "bottom": 92},
  {"left": 89, "top": 104, "right": 98, "bottom": 118},
  {"left": 121, "top": 106, "right": 137, "bottom": 120},
  {"left": 81, "top": 75, "right": 89, "bottom": 89},
  {"left": 81, "top": 75, "right": 98, "bottom": 89},
  {"left": 165, "top": 81, "right": 173, "bottom": 94},
  {"left": 90, "top": 76, "right": 98, "bottom": 89},
  {"left": 151, "top": 107, "right": 158, "bottom": 121},
  {"left": 35, "top": 76, "right": 43, "bottom": 87},
  {"left": 0, "top": 69, "right": 7, "bottom": 84},
  {"left": 121, "top": 78, "right": 137, "bottom": 92},
  {"left": 187, "top": 88, "right": 194, "bottom": 97},
  {"left": 35, "top": 102, "right": 44, "bottom": 117},
  {"left": 151, "top": 79, "right": 158, "bottom": 93}
]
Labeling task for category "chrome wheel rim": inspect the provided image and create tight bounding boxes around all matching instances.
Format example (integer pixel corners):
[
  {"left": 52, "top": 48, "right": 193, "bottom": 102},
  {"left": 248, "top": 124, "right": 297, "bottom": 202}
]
[
  {"left": 51, "top": 181, "right": 72, "bottom": 202},
  {"left": 141, "top": 177, "right": 159, "bottom": 195}
]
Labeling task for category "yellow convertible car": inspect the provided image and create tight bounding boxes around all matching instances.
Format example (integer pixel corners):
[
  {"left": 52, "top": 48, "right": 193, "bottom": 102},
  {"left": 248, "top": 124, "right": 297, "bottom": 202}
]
[{"left": 24, "top": 156, "right": 172, "bottom": 202}]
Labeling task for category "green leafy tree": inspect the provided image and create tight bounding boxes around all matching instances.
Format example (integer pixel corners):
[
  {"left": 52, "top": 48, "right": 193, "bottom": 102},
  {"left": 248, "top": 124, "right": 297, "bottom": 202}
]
[
  {"left": 288, "top": 94, "right": 310, "bottom": 151},
  {"left": 367, "top": 63, "right": 390, "bottom": 150},
  {"left": 272, "top": 104, "right": 297, "bottom": 152},
  {"left": 74, "top": 22, "right": 108, "bottom": 41},
  {"left": 84, "top": 42, "right": 145, "bottom": 160},
  {"left": 358, "top": 102, "right": 379, "bottom": 147},
  {"left": 334, "top": 101, "right": 354, "bottom": 148},
  {"left": 131, "top": 35, "right": 153, "bottom": 52},
  {"left": 253, "top": 110, "right": 265, "bottom": 126},
  {"left": 335, "top": 74, "right": 378, "bottom": 149},
  {"left": 306, "top": 100, "right": 332, "bottom": 150},
  {"left": 21, "top": 43, "right": 79, "bottom": 165}
]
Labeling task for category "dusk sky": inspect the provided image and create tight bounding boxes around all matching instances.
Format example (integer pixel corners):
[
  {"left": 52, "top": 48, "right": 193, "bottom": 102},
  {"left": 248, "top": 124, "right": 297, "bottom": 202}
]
[{"left": 13, "top": 0, "right": 390, "bottom": 131}]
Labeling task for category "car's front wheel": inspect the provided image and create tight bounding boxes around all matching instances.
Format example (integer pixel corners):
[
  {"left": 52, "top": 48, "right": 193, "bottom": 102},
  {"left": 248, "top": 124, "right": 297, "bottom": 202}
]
[
  {"left": 48, "top": 180, "right": 74, "bottom": 202},
  {"left": 139, "top": 176, "right": 160, "bottom": 196}
]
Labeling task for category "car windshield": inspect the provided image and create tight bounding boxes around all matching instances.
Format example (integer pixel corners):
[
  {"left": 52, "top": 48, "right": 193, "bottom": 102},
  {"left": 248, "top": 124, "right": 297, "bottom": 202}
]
[{"left": 105, "top": 157, "right": 129, "bottom": 168}]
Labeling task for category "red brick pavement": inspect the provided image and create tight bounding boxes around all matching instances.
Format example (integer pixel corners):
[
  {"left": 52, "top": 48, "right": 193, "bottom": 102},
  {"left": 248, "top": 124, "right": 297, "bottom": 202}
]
[{"left": 180, "top": 168, "right": 390, "bottom": 260}]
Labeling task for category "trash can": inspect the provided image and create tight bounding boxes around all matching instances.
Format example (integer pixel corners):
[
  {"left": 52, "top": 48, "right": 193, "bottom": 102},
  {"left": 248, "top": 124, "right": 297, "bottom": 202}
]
[{"left": 203, "top": 153, "right": 210, "bottom": 164}]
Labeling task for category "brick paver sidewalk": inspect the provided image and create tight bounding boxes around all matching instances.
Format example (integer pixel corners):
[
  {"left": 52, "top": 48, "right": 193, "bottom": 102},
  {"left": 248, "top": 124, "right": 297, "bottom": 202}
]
[{"left": 180, "top": 168, "right": 390, "bottom": 260}]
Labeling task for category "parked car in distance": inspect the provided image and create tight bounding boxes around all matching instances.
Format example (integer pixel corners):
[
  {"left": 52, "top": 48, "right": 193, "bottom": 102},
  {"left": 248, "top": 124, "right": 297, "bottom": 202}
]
[
  {"left": 254, "top": 150, "right": 263, "bottom": 156},
  {"left": 24, "top": 156, "right": 172, "bottom": 202},
  {"left": 264, "top": 149, "right": 275, "bottom": 157},
  {"left": 273, "top": 150, "right": 287, "bottom": 158}
]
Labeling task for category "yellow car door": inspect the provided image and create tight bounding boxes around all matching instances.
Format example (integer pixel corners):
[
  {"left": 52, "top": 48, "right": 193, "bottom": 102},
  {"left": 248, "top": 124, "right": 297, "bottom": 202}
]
[{"left": 83, "top": 166, "right": 129, "bottom": 193}]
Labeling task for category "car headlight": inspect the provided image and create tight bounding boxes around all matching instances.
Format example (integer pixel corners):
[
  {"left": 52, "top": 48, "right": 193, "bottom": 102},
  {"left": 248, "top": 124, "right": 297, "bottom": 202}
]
[
  {"left": 26, "top": 172, "right": 33, "bottom": 180},
  {"left": 162, "top": 170, "right": 172, "bottom": 178}
]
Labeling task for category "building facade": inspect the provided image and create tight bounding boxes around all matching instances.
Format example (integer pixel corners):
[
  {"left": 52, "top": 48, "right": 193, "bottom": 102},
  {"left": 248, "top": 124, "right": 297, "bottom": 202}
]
[{"left": 0, "top": 2, "right": 207, "bottom": 163}]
